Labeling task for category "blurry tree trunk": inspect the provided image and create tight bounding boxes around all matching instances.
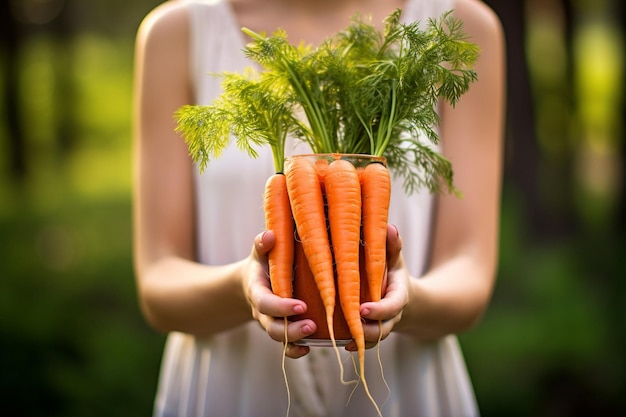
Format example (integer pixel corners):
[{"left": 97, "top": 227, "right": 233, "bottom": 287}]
[
  {"left": 538, "top": 0, "right": 578, "bottom": 238},
  {"left": 485, "top": 0, "right": 579, "bottom": 240},
  {"left": 1, "top": 2, "right": 27, "bottom": 181},
  {"left": 618, "top": 0, "right": 626, "bottom": 234},
  {"left": 482, "top": 0, "right": 543, "bottom": 234},
  {"left": 50, "top": 3, "right": 77, "bottom": 156}
]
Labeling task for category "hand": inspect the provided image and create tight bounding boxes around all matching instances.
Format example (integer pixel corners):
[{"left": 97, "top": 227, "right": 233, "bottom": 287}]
[
  {"left": 346, "top": 224, "right": 410, "bottom": 351},
  {"left": 242, "top": 230, "right": 317, "bottom": 358}
]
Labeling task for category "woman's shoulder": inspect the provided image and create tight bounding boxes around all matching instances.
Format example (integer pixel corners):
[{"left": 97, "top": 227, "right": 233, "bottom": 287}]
[
  {"left": 452, "top": 0, "right": 504, "bottom": 41},
  {"left": 134, "top": 1, "right": 192, "bottom": 94},
  {"left": 137, "top": 0, "right": 232, "bottom": 47},
  {"left": 136, "top": 1, "right": 190, "bottom": 43},
  {"left": 136, "top": 0, "right": 197, "bottom": 69}
]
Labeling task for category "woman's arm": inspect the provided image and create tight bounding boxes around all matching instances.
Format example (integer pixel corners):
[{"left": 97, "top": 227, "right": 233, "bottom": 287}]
[
  {"left": 133, "top": 2, "right": 248, "bottom": 335},
  {"left": 360, "top": 0, "right": 506, "bottom": 342},
  {"left": 133, "top": 2, "right": 314, "bottom": 341},
  {"left": 402, "top": 0, "right": 506, "bottom": 339}
]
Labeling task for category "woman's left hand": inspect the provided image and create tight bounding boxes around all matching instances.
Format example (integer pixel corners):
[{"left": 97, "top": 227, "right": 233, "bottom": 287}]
[
  {"left": 243, "top": 230, "right": 316, "bottom": 359},
  {"left": 346, "top": 224, "right": 410, "bottom": 351}
]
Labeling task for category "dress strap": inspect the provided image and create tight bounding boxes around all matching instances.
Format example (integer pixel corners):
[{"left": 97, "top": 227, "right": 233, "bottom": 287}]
[
  {"left": 184, "top": 0, "right": 248, "bottom": 104},
  {"left": 403, "top": 0, "right": 456, "bottom": 25}
]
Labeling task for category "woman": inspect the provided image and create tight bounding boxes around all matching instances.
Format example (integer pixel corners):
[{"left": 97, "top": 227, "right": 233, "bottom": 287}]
[{"left": 133, "top": 0, "right": 505, "bottom": 416}]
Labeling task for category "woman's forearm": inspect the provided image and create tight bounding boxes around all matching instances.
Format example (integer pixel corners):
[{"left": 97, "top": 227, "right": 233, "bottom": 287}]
[
  {"left": 394, "top": 0, "right": 504, "bottom": 343},
  {"left": 396, "top": 255, "right": 495, "bottom": 341},
  {"left": 137, "top": 256, "right": 252, "bottom": 336}
]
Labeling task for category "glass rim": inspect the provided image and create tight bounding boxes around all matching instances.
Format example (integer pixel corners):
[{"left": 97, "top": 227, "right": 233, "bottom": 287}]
[{"left": 285, "top": 153, "right": 386, "bottom": 165}]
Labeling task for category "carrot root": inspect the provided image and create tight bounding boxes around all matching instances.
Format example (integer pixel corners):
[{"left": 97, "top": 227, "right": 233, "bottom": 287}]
[
  {"left": 285, "top": 156, "right": 346, "bottom": 380},
  {"left": 264, "top": 173, "right": 295, "bottom": 298},
  {"left": 287, "top": 155, "right": 390, "bottom": 416},
  {"left": 281, "top": 317, "right": 291, "bottom": 417},
  {"left": 360, "top": 162, "right": 391, "bottom": 303},
  {"left": 325, "top": 158, "right": 382, "bottom": 416},
  {"left": 360, "top": 161, "right": 392, "bottom": 414}
]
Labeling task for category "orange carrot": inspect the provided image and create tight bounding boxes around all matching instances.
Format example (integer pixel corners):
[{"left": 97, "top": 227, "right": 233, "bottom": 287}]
[
  {"left": 360, "top": 162, "right": 392, "bottom": 407},
  {"left": 360, "top": 162, "right": 391, "bottom": 302},
  {"left": 325, "top": 158, "right": 381, "bottom": 415},
  {"left": 264, "top": 173, "right": 296, "bottom": 417},
  {"left": 314, "top": 157, "right": 329, "bottom": 192},
  {"left": 264, "top": 173, "right": 295, "bottom": 299},
  {"left": 285, "top": 157, "right": 338, "bottom": 346},
  {"left": 292, "top": 237, "right": 351, "bottom": 340}
]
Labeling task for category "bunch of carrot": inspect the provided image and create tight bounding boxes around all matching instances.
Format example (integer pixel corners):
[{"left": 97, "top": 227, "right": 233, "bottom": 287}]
[
  {"left": 261, "top": 156, "right": 392, "bottom": 347},
  {"left": 261, "top": 153, "right": 390, "bottom": 415}
]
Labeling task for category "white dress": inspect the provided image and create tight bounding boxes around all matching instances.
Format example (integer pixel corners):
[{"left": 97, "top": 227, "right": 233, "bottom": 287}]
[{"left": 153, "top": 0, "right": 479, "bottom": 416}]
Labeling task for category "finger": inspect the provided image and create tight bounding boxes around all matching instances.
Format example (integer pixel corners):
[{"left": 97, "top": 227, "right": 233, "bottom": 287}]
[
  {"left": 386, "top": 224, "right": 403, "bottom": 266},
  {"left": 345, "top": 339, "right": 380, "bottom": 352},
  {"left": 362, "top": 319, "right": 391, "bottom": 343},
  {"left": 344, "top": 321, "right": 391, "bottom": 351},
  {"left": 360, "top": 296, "right": 403, "bottom": 322},
  {"left": 254, "top": 230, "right": 276, "bottom": 258},
  {"left": 284, "top": 343, "right": 310, "bottom": 359},
  {"left": 264, "top": 317, "right": 317, "bottom": 343},
  {"left": 256, "top": 292, "right": 307, "bottom": 318}
]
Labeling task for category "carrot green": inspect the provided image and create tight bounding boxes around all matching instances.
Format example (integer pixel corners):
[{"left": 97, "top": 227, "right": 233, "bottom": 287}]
[{"left": 175, "top": 9, "right": 479, "bottom": 193}]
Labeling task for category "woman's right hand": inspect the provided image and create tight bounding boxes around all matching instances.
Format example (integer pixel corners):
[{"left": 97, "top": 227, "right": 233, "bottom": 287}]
[{"left": 241, "top": 230, "right": 317, "bottom": 358}]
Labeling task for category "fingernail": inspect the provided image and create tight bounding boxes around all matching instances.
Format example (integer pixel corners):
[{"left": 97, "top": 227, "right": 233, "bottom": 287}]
[
  {"left": 391, "top": 224, "right": 399, "bottom": 238},
  {"left": 257, "top": 231, "right": 267, "bottom": 249},
  {"left": 293, "top": 304, "right": 305, "bottom": 314},
  {"left": 361, "top": 307, "right": 371, "bottom": 316},
  {"left": 301, "top": 324, "right": 313, "bottom": 335}
]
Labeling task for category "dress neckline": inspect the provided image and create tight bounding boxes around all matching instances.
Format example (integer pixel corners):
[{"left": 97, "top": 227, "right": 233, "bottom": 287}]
[{"left": 216, "top": 0, "right": 249, "bottom": 53}]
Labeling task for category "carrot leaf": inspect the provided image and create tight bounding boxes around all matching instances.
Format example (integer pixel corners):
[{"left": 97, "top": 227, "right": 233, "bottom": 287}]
[{"left": 175, "top": 9, "right": 479, "bottom": 194}]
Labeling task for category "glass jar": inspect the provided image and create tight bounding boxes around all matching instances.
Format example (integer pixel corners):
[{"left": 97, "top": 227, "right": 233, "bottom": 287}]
[{"left": 284, "top": 154, "right": 387, "bottom": 347}]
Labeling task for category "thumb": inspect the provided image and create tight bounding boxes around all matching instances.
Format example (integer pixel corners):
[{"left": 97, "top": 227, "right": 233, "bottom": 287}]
[
  {"left": 386, "top": 224, "right": 403, "bottom": 267},
  {"left": 254, "top": 230, "right": 276, "bottom": 257}
]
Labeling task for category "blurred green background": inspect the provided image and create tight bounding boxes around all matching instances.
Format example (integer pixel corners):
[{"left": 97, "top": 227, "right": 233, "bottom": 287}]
[{"left": 0, "top": 0, "right": 624, "bottom": 416}]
